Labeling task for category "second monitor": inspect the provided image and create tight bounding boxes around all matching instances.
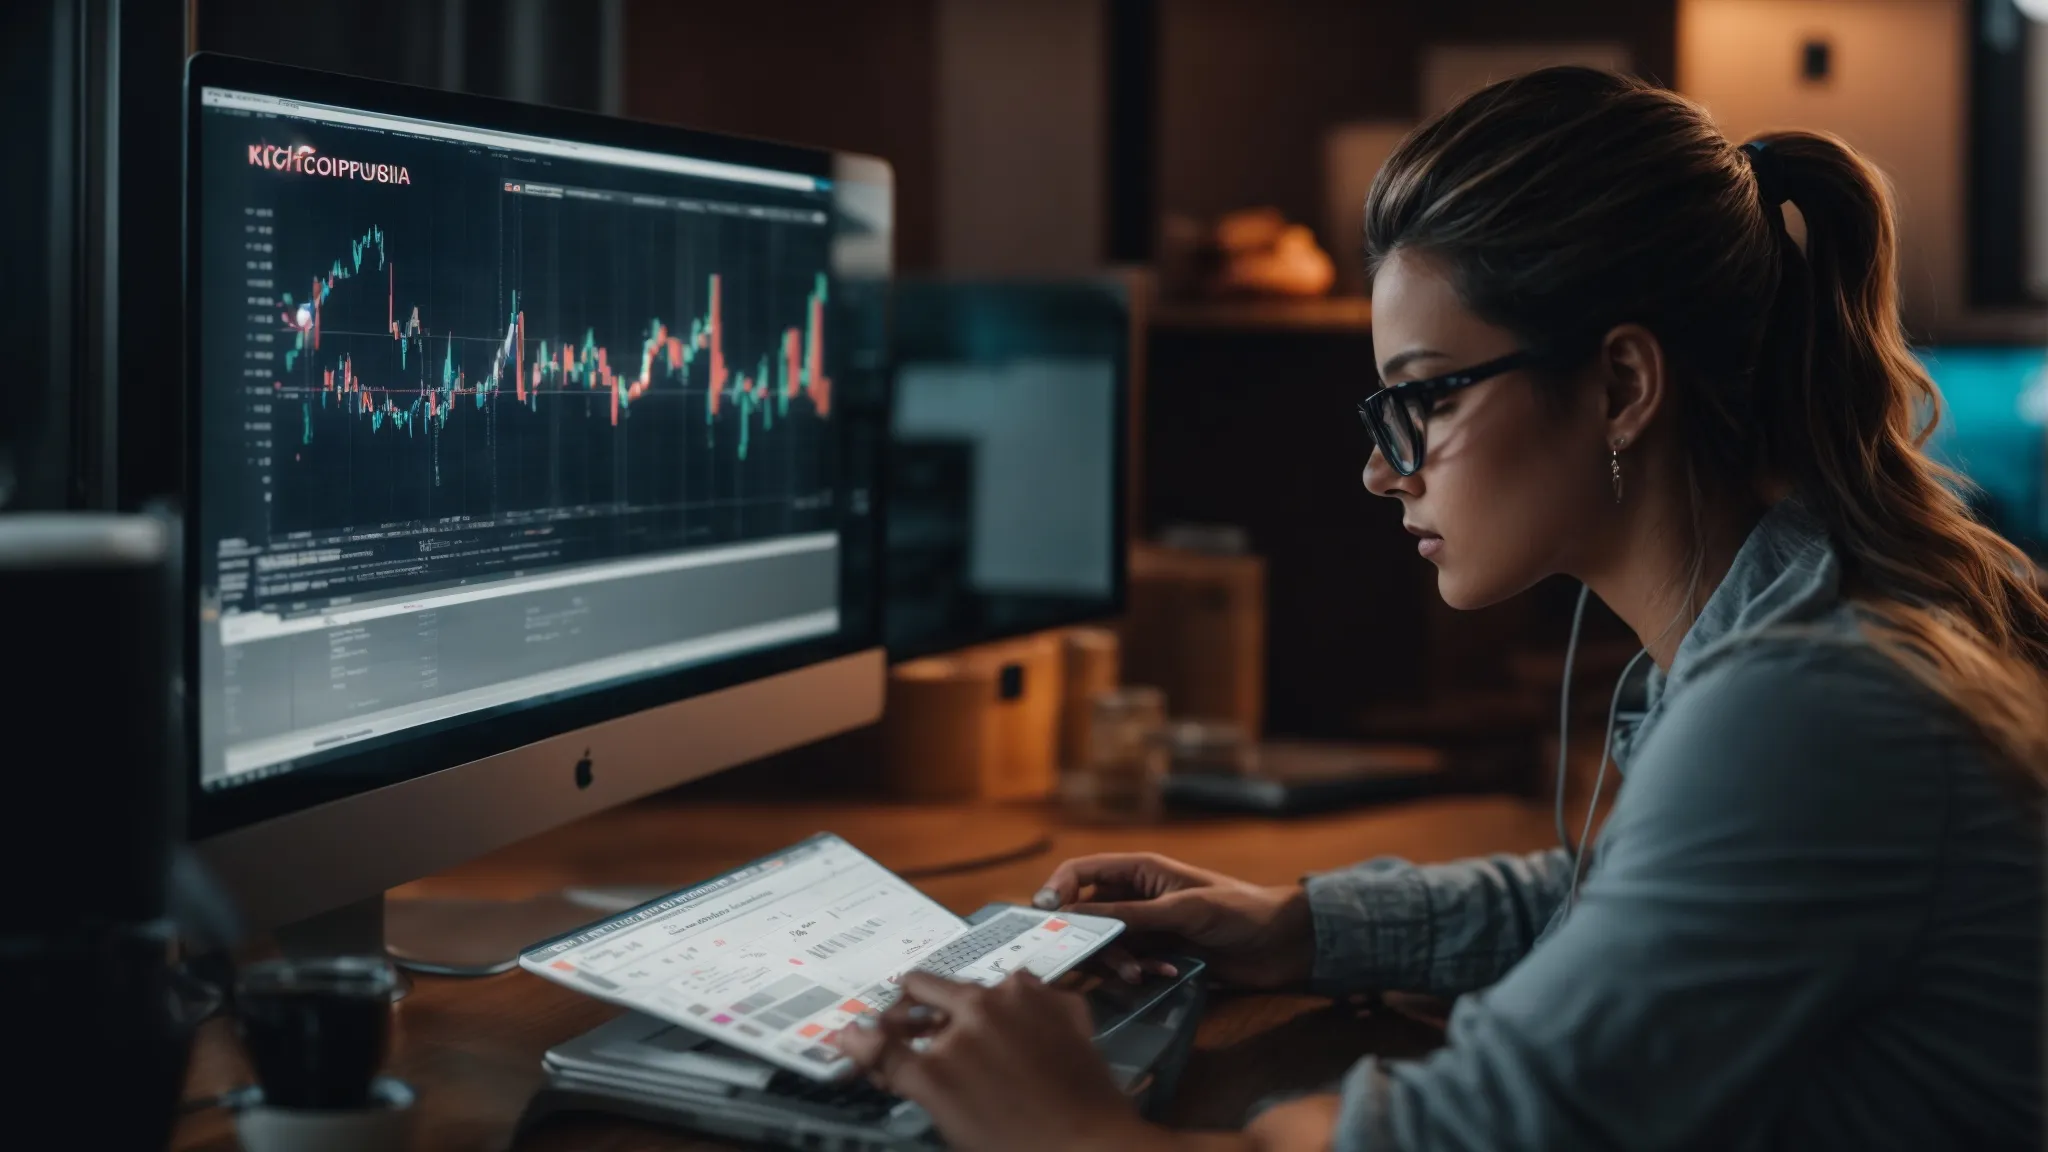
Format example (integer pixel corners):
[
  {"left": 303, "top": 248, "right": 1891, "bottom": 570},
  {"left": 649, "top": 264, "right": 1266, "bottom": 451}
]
[{"left": 886, "top": 279, "right": 1129, "bottom": 660}]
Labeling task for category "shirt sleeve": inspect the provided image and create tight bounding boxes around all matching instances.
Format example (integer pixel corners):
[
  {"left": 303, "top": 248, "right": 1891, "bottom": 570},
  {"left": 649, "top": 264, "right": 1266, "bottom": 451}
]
[
  {"left": 1302, "top": 848, "right": 1575, "bottom": 998},
  {"left": 1326, "top": 643, "right": 1953, "bottom": 1151}
]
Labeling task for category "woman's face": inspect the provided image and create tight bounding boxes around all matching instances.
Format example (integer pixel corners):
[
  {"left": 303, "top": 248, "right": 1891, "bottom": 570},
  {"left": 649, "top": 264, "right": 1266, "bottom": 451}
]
[{"left": 1365, "top": 249, "right": 1611, "bottom": 609}]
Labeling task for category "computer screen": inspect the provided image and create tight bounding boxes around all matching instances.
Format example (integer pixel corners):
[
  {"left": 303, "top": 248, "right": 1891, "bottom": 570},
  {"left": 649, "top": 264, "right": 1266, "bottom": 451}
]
[
  {"left": 187, "top": 61, "right": 881, "bottom": 839},
  {"left": 885, "top": 280, "right": 1127, "bottom": 660},
  {"left": 1917, "top": 345, "right": 2048, "bottom": 554}
]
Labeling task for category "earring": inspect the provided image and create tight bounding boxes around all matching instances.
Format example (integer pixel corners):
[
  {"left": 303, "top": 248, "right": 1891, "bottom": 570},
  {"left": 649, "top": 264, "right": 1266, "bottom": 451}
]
[{"left": 1610, "top": 436, "right": 1626, "bottom": 505}]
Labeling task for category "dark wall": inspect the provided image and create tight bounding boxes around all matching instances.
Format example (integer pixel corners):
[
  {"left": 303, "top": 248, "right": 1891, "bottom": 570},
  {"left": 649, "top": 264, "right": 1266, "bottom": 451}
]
[
  {"left": 5, "top": 0, "right": 186, "bottom": 510},
  {"left": 1144, "top": 320, "right": 1641, "bottom": 740},
  {"left": 1422, "top": 0, "right": 1676, "bottom": 90},
  {"left": 4, "top": 0, "right": 79, "bottom": 510},
  {"left": 1144, "top": 326, "right": 1424, "bottom": 732},
  {"left": 195, "top": 0, "right": 1676, "bottom": 293},
  {"left": 1159, "top": 0, "right": 1678, "bottom": 241},
  {"left": 195, "top": 0, "right": 613, "bottom": 110},
  {"left": 1967, "top": 0, "right": 2046, "bottom": 307},
  {"left": 195, "top": 0, "right": 446, "bottom": 86},
  {"left": 622, "top": 0, "right": 939, "bottom": 272},
  {"left": 1158, "top": 0, "right": 1421, "bottom": 235}
]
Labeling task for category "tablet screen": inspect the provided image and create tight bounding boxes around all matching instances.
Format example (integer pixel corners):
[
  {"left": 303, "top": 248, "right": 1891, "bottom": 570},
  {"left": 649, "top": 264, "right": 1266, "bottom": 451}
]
[{"left": 522, "top": 833, "right": 966, "bottom": 1074}]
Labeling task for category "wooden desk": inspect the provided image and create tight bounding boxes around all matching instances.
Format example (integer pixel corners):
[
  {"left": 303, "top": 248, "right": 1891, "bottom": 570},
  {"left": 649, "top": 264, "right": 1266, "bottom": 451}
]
[{"left": 173, "top": 795, "right": 1556, "bottom": 1151}]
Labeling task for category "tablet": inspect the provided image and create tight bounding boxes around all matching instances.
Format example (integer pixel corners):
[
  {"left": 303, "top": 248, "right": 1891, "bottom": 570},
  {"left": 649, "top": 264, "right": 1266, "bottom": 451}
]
[{"left": 520, "top": 833, "right": 1122, "bottom": 1079}]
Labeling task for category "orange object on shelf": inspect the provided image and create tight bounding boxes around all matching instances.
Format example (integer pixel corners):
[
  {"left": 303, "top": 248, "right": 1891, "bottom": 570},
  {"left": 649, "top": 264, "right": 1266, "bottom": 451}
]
[
  {"left": 1120, "top": 544, "right": 1267, "bottom": 736},
  {"left": 881, "top": 633, "right": 1065, "bottom": 801},
  {"left": 1059, "top": 628, "right": 1121, "bottom": 773}
]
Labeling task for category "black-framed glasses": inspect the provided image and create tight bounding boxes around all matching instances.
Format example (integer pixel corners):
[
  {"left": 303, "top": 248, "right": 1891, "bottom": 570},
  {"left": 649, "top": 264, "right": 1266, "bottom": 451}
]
[{"left": 1357, "top": 350, "right": 1538, "bottom": 475}]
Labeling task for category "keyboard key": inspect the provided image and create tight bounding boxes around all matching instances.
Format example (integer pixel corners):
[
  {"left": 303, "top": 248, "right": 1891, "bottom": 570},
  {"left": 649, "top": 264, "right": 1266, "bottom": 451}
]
[{"left": 910, "top": 911, "right": 1040, "bottom": 977}]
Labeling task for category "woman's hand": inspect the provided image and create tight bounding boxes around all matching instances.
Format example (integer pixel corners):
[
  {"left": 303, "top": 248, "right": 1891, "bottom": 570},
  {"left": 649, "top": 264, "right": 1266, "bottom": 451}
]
[
  {"left": 1033, "top": 853, "right": 1315, "bottom": 989},
  {"left": 838, "top": 971, "right": 1168, "bottom": 1152}
]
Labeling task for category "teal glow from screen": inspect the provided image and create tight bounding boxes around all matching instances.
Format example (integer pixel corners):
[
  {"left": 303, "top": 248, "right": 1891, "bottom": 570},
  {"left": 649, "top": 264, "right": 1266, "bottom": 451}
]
[{"left": 1916, "top": 346, "right": 2048, "bottom": 550}]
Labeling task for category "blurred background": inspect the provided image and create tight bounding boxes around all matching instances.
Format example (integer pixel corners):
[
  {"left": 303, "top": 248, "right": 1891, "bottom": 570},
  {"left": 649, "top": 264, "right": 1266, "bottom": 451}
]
[
  {"left": 8, "top": 0, "right": 2046, "bottom": 802},
  {"left": 160, "top": 0, "right": 2048, "bottom": 317}
]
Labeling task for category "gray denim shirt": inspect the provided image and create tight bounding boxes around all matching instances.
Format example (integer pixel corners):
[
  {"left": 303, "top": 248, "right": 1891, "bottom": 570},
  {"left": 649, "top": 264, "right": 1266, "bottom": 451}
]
[{"left": 1304, "top": 499, "right": 2043, "bottom": 1150}]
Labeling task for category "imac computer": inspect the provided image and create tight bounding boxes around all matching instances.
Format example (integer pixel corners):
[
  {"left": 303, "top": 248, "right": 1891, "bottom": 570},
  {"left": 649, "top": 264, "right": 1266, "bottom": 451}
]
[
  {"left": 885, "top": 279, "right": 1129, "bottom": 661},
  {"left": 183, "top": 54, "right": 892, "bottom": 968}
]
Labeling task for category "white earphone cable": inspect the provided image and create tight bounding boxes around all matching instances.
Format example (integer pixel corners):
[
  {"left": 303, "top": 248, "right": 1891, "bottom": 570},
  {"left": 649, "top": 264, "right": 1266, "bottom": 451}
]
[
  {"left": 1555, "top": 583, "right": 1592, "bottom": 861},
  {"left": 1568, "top": 645, "right": 1651, "bottom": 907}
]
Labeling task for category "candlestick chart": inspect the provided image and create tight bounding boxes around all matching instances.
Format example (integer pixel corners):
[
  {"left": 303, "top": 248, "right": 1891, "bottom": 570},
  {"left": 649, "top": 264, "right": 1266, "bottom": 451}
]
[{"left": 266, "top": 189, "right": 836, "bottom": 540}]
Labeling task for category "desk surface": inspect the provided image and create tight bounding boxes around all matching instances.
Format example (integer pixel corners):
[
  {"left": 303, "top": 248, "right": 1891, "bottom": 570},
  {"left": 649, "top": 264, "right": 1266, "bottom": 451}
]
[{"left": 173, "top": 795, "right": 1555, "bottom": 1151}]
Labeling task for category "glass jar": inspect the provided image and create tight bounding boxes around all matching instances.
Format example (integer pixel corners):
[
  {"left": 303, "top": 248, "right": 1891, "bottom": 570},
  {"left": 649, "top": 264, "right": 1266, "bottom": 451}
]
[
  {"left": 1063, "top": 685, "right": 1168, "bottom": 822},
  {"left": 1165, "top": 718, "right": 1250, "bottom": 777}
]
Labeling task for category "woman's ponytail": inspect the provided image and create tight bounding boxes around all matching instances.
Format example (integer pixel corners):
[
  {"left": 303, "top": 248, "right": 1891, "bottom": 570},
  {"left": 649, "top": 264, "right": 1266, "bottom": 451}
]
[
  {"left": 1748, "top": 130, "right": 2048, "bottom": 781},
  {"left": 1365, "top": 66, "right": 2048, "bottom": 784}
]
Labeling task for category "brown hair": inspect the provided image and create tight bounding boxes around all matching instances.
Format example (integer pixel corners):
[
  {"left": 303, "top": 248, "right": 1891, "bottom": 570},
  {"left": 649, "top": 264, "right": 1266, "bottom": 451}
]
[{"left": 1366, "top": 66, "right": 2048, "bottom": 780}]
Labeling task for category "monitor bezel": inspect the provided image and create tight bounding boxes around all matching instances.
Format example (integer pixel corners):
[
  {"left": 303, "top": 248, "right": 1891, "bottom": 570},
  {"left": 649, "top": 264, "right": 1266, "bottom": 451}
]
[
  {"left": 883, "top": 276, "right": 1132, "bottom": 664},
  {"left": 183, "top": 53, "right": 884, "bottom": 841}
]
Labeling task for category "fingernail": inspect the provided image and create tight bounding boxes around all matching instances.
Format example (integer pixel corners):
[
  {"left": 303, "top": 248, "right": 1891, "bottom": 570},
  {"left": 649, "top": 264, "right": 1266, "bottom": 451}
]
[
  {"left": 905, "top": 1005, "right": 940, "bottom": 1024},
  {"left": 852, "top": 1014, "right": 879, "bottom": 1030},
  {"left": 1120, "top": 963, "right": 1142, "bottom": 983},
  {"left": 1032, "top": 888, "right": 1060, "bottom": 910}
]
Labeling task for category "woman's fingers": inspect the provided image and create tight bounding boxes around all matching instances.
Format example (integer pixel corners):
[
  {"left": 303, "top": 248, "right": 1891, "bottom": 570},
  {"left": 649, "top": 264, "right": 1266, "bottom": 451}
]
[
  {"left": 1033, "top": 853, "right": 1168, "bottom": 909},
  {"left": 1067, "top": 891, "right": 1195, "bottom": 935},
  {"left": 844, "top": 970, "right": 1146, "bottom": 1151},
  {"left": 840, "top": 1018, "right": 929, "bottom": 1096},
  {"left": 839, "top": 1014, "right": 898, "bottom": 1065},
  {"left": 897, "top": 971, "right": 988, "bottom": 1014},
  {"left": 1084, "top": 942, "right": 1185, "bottom": 985},
  {"left": 845, "top": 1002, "right": 952, "bottom": 1086},
  {"left": 861, "top": 999, "right": 948, "bottom": 1040},
  {"left": 1091, "top": 943, "right": 1146, "bottom": 984},
  {"left": 850, "top": 975, "right": 1001, "bottom": 1095}
]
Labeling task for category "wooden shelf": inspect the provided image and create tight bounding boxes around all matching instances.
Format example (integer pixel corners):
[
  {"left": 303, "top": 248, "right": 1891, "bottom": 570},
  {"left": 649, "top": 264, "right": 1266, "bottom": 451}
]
[{"left": 1150, "top": 296, "right": 1373, "bottom": 333}]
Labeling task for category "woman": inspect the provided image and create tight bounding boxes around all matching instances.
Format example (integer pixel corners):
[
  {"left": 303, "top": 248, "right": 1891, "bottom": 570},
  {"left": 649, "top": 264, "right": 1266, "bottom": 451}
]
[{"left": 841, "top": 67, "right": 2047, "bottom": 1150}]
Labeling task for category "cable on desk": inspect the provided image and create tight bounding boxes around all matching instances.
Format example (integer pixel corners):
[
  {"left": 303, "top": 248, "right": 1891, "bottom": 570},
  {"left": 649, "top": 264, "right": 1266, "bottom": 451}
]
[{"left": 895, "top": 833, "right": 1056, "bottom": 881}]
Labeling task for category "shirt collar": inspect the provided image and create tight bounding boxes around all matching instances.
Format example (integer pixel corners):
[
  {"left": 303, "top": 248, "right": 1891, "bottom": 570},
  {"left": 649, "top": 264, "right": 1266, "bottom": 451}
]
[{"left": 1611, "top": 498, "right": 1843, "bottom": 771}]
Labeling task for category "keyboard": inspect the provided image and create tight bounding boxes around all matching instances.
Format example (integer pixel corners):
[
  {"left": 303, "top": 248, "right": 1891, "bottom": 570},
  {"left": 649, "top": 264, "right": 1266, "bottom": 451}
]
[
  {"left": 849, "top": 910, "right": 1046, "bottom": 1011},
  {"left": 909, "top": 910, "right": 1041, "bottom": 978}
]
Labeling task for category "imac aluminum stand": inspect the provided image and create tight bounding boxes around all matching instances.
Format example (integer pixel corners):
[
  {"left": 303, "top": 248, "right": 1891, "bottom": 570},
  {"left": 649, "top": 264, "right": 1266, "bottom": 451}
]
[
  {"left": 272, "top": 888, "right": 668, "bottom": 992},
  {"left": 271, "top": 895, "right": 414, "bottom": 1002}
]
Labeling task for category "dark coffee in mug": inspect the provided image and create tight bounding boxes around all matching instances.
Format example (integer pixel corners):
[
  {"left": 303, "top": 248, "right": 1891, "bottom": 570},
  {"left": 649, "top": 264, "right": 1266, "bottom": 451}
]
[{"left": 235, "top": 956, "right": 395, "bottom": 1110}]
